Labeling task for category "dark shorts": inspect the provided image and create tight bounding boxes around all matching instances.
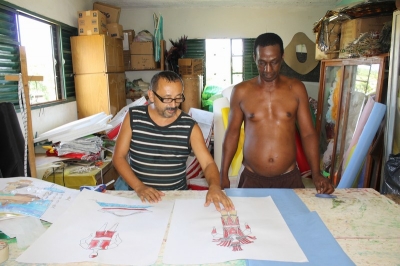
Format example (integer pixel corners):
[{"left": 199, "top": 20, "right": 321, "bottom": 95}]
[{"left": 238, "top": 167, "right": 305, "bottom": 189}]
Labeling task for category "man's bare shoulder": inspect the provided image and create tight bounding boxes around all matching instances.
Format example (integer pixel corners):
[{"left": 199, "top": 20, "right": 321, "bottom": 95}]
[
  {"left": 232, "top": 77, "right": 258, "bottom": 93},
  {"left": 280, "top": 76, "right": 307, "bottom": 92}
]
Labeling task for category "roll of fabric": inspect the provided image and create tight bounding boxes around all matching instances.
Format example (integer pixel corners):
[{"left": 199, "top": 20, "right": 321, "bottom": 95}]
[
  {"left": 0, "top": 102, "right": 29, "bottom": 177},
  {"left": 337, "top": 102, "right": 386, "bottom": 188}
]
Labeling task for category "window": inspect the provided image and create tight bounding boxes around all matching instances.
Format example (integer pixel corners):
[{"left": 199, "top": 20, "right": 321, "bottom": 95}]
[
  {"left": 205, "top": 38, "right": 258, "bottom": 88},
  {"left": 0, "top": 3, "right": 77, "bottom": 110}
]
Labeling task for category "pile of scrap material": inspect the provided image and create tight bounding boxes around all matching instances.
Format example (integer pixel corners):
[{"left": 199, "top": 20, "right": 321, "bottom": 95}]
[{"left": 313, "top": 0, "right": 396, "bottom": 59}]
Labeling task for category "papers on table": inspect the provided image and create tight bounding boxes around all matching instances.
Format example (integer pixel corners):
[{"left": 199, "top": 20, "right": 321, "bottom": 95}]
[
  {"left": 163, "top": 197, "right": 307, "bottom": 264},
  {"left": 0, "top": 177, "right": 79, "bottom": 223},
  {"left": 17, "top": 190, "right": 174, "bottom": 265}
]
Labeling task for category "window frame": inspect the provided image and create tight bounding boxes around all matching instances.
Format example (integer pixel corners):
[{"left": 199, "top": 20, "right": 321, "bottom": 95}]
[{"left": 0, "top": 1, "right": 77, "bottom": 111}]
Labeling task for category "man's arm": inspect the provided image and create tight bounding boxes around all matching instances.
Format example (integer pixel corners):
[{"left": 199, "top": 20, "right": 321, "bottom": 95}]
[
  {"left": 112, "top": 113, "right": 164, "bottom": 202},
  {"left": 220, "top": 86, "right": 244, "bottom": 189},
  {"left": 190, "top": 124, "right": 234, "bottom": 211},
  {"left": 295, "top": 82, "right": 335, "bottom": 194}
]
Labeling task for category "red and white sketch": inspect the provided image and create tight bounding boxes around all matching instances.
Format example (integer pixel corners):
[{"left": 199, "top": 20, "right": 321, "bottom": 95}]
[
  {"left": 80, "top": 223, "right": 122, "bottom": 258},
  {"left": 211, "top": 209, "right": 256, "bottom": 251}
]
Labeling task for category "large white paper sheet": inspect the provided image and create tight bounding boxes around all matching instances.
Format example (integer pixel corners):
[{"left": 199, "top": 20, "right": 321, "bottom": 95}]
[
  {"left": 17, "top": 189, "right": 174, "bottom": 265},
  {"left": 0, "top": 177, "right": 79, "bottom": 223},
  {"left": 163, "top": 197, "right": 308, "bottom": 264}
]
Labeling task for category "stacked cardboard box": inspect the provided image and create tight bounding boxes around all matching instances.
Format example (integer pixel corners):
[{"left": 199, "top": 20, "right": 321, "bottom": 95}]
[
  {"left": 178, "top": 58, "right": 204, "bottom": 112},
  {"left": 77, "top": 10, "right": 107, "bottom": 36},
  {"left": 93, "top": 2, "right": 123, "bottom": 40},
  {"left": 130, "top": 41, "right": 157, "bottom": 70},
  {"left": 178, "top": 58, "right": 203, "bottom": 75}
]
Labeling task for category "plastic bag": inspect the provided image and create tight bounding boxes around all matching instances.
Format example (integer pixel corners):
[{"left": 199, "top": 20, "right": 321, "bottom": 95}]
[
  {"left": 381, "top": 153, "right": 400, "bottom": 195},
  {"left": 201, "top": 85, "right": 223, "bottom": 111}
]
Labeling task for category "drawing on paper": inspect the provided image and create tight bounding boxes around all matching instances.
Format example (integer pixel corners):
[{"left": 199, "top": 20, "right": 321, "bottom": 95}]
[
  {"left": 0, "top": 178, "right": 74, "bottom": 219},
  {"left": 80, "top": 223, "right": 122, "bottom": 258},
  {"left": 211, "top": 209, "right": 256, "bottom": 251},
  {"left": 96, "top": 201, "right": 152, "bottom": 217}
]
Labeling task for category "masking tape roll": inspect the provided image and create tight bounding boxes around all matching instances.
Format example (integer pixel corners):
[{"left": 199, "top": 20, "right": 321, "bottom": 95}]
[{"left": 0, "top": 241, "right": 9, "bottom": 263}]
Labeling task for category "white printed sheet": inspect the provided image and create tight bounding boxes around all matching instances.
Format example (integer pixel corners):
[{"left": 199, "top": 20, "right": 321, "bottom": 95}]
[
  {"left": 17, "top": 189, "right": 174, "bottom": 265},
  {"left": 163, "top": 197, "right": 308, "bottom": 264}
]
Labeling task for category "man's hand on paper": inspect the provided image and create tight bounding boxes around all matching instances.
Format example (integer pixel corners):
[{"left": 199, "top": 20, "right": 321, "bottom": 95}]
[
  {"left": 135, "top": 184, "right": 165, "bottom": 203},
  {"left": 204, "top": 184, "right": 235, "bottom": 211}
]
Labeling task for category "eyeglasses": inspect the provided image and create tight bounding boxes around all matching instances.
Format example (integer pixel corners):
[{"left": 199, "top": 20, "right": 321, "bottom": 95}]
[{"left": 152, "top": 90, "right": 185, "bottom": 103}]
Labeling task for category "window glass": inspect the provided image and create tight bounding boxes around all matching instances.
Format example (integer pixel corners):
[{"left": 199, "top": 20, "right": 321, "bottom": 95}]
[{"left": 19, "top": 15, "right": 58, "bottom": 104}]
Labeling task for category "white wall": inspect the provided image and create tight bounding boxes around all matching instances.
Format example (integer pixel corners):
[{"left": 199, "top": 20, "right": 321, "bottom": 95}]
[
  {"left": 6, "top": 0, "right": 90, "bottom": 26},
  {"left": 120, "top": 6, "right": 334, "bottom": 83}
]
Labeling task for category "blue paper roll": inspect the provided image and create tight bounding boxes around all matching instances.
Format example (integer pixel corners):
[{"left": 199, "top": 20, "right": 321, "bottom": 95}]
[{"left": 337, "top": 102, "right": 386, "bottom": 188}]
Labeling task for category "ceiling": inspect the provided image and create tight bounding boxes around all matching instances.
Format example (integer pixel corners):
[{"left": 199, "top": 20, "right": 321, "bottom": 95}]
[{"left": 96, "top": 0, "right": 342, "bottom": 8}]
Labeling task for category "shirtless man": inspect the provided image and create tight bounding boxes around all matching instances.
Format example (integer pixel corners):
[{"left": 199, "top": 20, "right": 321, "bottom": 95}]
[{"left": 220, "top": 32, "right": 334, "bottom": 194}]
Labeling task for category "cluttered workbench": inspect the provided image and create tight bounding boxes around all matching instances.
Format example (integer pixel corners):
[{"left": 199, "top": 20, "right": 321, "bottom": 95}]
[
  {"left": 35, "top": 154, "right": 119, "bottom": 190},
  {"left": 1, "top": 188, "right": 399, "bottom": 265}
]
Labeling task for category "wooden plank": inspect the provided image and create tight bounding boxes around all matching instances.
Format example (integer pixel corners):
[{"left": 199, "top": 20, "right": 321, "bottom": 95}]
[
  {"left": 19, "top": 46, "right": 37, "bottom": 178},
  {"left": 4, "top": 75, "right": 43, "bottom": 82}
]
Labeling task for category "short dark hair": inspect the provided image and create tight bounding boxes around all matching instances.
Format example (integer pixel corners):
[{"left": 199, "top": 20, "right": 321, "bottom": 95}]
[
  {"left": 150, "top": 71, "right": 184, "bottom": 92},
  {"left": 253, "top": 32, "right": 284, "bottom": 58}
]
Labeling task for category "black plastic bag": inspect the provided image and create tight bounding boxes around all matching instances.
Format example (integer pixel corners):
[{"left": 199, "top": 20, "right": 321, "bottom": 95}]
[{"left": 381, "top": 153, "right": 400, "bottom": 195}]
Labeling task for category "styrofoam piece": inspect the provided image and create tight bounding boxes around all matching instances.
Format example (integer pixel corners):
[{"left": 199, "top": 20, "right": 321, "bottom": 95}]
[
  {"left": 34, "top": 113, "right": 111, "bottom": 143},
  {"left": 47, "top": 115, "right": 112, "bottom": 143},
  {"left": 212, "top": 97, "right": 230, "bottom": 171}
]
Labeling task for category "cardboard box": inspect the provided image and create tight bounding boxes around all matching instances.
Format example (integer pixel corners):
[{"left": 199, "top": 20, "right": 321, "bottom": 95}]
[
  {"left": 77, "top": 10, "right": 107, "bottom": 36},
  {"left": 106, "top": 23, "right": 123, "bottom": 39},
  {"left": 130, "top": 41, "right": 154, "bottom": 55},
  {"left": 130, "top": 55, "right": 157, "bottom": 70},
  {"left": 93, "top": 2, "right": 121, "bottom": 23},
  {"left": 178, "top": 58, "right": 203, "bottom": 75},
  {"left": 339, "top": 15, "right": 392, "bottom": 58},
  {"left": 123, "top": 30, "right": 135, "bottom": 50}
]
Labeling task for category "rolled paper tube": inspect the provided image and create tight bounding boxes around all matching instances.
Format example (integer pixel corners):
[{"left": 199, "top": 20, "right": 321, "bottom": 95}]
[{"left": 337, "top": 102, "right": 386, "bottom": 188}]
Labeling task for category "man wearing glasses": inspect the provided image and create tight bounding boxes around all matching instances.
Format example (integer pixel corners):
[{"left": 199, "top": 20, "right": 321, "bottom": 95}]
[{"left": 113, "top": 71, "right": 234, "bottom": 211}]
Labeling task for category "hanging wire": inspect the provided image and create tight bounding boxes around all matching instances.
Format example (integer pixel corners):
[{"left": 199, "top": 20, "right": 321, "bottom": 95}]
[{"left": 17, "top": 73, "right": 29, "bottom": 177}]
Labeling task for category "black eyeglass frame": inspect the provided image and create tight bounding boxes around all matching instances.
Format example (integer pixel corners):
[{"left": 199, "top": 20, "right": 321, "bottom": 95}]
[{"left": 152, "top": 90, "right": 185, "bottom": 103}]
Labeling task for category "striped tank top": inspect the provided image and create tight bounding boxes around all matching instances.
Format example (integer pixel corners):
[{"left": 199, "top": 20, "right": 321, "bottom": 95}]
[{"left": 128, "top": 105, "right": 196, "bottom": 190}]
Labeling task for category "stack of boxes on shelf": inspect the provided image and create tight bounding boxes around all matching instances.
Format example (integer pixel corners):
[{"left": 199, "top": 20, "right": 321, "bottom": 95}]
[
  {"left": 178, "top": 58, "right": 204, "bottom": 113},
  {"left": 130, "top": 41, "right": 157, "bottom": 70},
  {"left": 71, "top": 2, "right": 126, "bottom": 119}
]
